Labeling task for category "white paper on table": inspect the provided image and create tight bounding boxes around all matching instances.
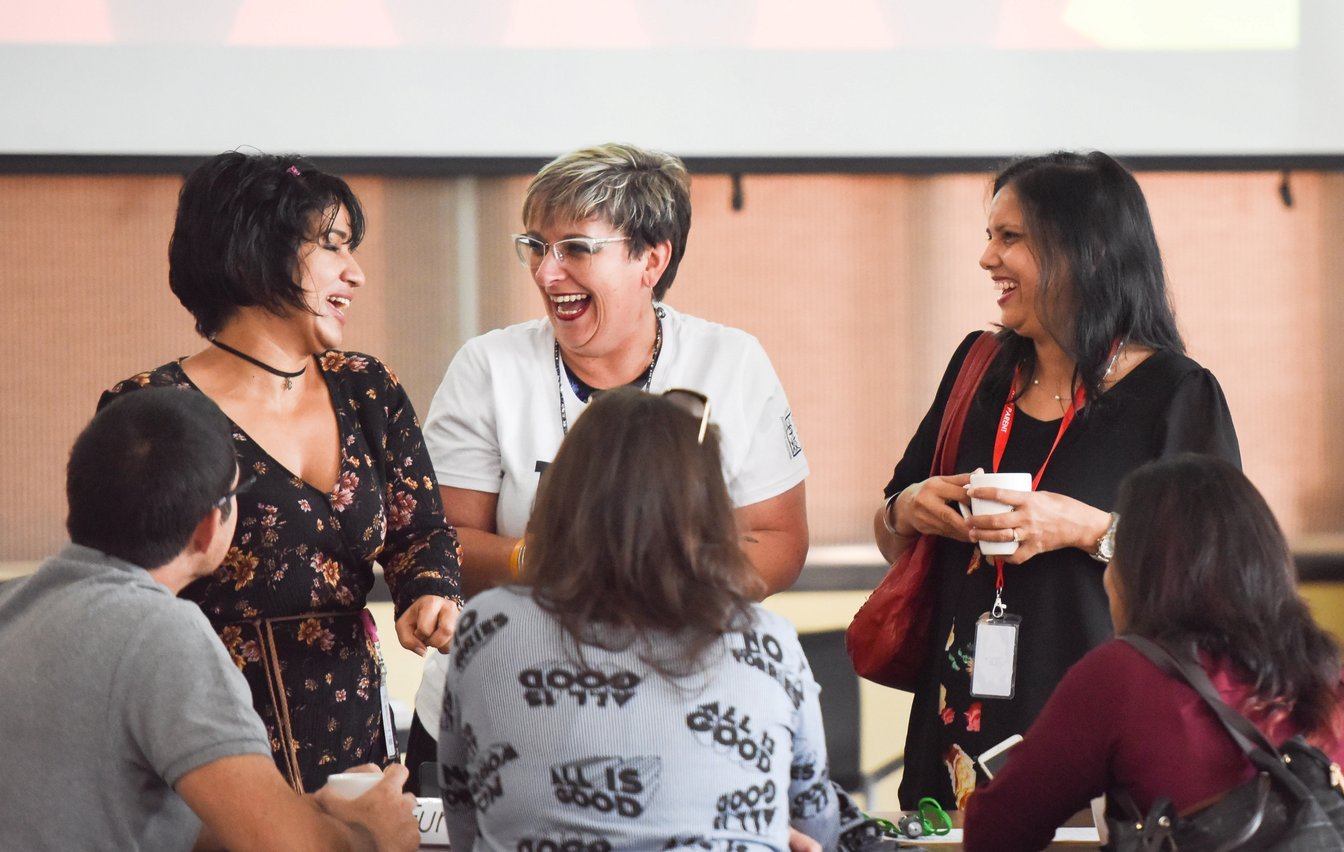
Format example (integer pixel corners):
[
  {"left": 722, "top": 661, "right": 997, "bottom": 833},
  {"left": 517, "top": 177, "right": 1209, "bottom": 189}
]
[
  {"left": 1053, "top": 826, "right": 1102, "bottom": 841},
  {"left": 414, "top": 797, "right": 450, "bottom": 847},
  {"left": 897, "top": 825, "right": 1100, "bottom": 845}
]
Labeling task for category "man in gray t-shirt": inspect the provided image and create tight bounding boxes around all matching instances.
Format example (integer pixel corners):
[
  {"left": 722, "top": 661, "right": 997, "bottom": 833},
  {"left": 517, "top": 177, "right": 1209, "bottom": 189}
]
[{"left": 0, "top": 389, "right": 418, "bottom": 851}]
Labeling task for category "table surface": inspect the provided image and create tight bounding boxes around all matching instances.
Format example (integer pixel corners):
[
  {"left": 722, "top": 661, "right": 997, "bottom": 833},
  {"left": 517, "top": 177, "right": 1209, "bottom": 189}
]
[
  {"left": 413, "top": 812, "right": 1101, "bottom": 851},
  {"left": 870, "top": 809, "right": 1102, "bottom": 849}
]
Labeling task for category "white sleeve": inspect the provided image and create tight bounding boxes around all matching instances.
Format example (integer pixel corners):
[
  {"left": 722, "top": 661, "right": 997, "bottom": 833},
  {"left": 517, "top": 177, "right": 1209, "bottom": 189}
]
[
  {"left": 424, "top": 339, "right": 503, "bottom": 494},
  {"left": 415, "top": 653, "right": 449, "bottom": 736},
  {"left": 728, "top": 339, "right": 809, "bottom": 508}
]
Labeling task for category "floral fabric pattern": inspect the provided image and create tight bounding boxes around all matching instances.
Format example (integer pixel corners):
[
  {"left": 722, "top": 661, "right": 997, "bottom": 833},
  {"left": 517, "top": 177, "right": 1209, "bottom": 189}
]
[{"left": 101, "top": 351, "right": 462, "bottom": 791}]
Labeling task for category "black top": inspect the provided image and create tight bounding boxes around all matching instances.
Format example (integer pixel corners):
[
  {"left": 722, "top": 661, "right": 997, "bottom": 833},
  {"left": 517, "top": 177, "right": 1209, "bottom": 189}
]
[{"left": 883, "top": 331, "right": 1241, "bottom": 809}]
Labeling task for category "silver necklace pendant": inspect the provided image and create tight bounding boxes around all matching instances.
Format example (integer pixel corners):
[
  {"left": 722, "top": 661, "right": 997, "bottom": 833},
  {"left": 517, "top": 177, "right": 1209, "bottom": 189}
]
[{"left": 1031, "top": 378, "right": 1066, "bottom": 402}]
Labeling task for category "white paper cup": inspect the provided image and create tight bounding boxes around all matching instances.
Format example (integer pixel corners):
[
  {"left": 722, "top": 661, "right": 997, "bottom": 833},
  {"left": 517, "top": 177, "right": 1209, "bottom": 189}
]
[
  {"left": 324, "top": 772, "right": 382, "bottom": 799},
  {"left": 968, "top": 472, "right": 1032, "bottom": 556}
]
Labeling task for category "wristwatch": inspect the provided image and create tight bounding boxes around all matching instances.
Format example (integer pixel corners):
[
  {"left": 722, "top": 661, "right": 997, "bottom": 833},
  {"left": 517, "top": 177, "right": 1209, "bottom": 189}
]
[{"left": 1090, "top": 512, "right": 1119, "bottom": 563}]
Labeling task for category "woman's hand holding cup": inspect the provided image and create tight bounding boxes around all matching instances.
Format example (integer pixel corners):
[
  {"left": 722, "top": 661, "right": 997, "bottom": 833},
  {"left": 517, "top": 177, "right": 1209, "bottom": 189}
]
[
  {"left": 895, "top": 472, "right": 975, "bottom": 542},
  {"left": 962, "top": 472, "right": 1033, "bottom": 557},
  {"left": 966, "top": 477, "right": 1110, "bottom": 564}
]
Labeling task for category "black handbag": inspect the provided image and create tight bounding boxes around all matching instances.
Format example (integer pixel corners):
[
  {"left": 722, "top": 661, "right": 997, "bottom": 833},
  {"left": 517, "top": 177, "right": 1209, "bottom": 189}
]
[{"left": 1104, "top": 635, "right": 1344, "bottom": 852}]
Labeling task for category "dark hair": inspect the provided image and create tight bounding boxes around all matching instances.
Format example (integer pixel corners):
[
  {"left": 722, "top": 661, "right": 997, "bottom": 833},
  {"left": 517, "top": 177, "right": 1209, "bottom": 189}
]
[
  {"left": 1112, "top": 454, "right": 1341, "bottom": 741},
  {"left": 169, "top": 150, "right": 366, "bottom": 337},
  {"left": 68, "top": 388, "right": 237, "bottom": 570},
  {"left": 987, "top": 151, "right": 1185, "bottom": 404},
  {"left": 522, "top": 143, "right": 692, "bottom": 301},
  {"left": 524, "top": 387, "right": 761, "bottom": 677}
]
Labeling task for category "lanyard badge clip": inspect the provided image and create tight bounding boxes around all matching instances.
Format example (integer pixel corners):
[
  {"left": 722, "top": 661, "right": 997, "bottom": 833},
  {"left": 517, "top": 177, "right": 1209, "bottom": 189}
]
[{"left": 972, "top": 580, "right": 1020, "bottom": 700}]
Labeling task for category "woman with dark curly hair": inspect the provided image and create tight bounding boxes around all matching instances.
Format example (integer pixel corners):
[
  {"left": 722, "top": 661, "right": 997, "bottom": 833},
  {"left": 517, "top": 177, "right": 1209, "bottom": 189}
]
[{"left": 101, "top": 150, "right": 462, "bottom": 792}]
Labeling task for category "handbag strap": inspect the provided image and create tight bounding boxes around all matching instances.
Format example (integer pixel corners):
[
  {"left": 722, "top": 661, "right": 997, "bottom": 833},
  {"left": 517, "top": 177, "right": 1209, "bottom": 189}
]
[
  {"left": 1120, "top": 635, "right": 1313, "bottom": 801},
  {"left": 930, "top": 332, "right": 1001, "bottom": 478}
]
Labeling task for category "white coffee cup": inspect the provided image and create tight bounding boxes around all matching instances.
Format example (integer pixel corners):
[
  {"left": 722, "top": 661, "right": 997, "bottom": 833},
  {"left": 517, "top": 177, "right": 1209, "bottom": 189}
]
[
  {"left": 964, "top": 472, "right": 1032, "bottom": 556},
  {"left": 324, "top": 772, "right": 382, "bottom": 799}
]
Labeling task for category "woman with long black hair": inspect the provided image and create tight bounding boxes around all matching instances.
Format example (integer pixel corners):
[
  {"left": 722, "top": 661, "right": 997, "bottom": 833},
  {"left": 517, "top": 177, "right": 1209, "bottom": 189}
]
[
  {"left": 869, "top": 152, "right": 1241, "bottom": 808},
  {"left": 962, "top": 453, "right": 1344, "bottom": 850}
]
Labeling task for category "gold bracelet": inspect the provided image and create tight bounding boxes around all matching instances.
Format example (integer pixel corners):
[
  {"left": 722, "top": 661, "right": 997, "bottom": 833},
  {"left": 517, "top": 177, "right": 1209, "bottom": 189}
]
[{"left": 508, "top": 539, "right": 525, "bottom": 578}]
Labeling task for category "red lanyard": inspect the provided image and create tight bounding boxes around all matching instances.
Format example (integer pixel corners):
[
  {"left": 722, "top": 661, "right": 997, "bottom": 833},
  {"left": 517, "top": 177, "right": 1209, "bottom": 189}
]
[
  {"left": 982, "top": 343, "right": 1122, "bottom": 601},
  {"left": 992, "top": 375, "right": 1086, "bottom": 485},
  {"left": 987, "top": 371, "right": 1087, "bottom": 593}
]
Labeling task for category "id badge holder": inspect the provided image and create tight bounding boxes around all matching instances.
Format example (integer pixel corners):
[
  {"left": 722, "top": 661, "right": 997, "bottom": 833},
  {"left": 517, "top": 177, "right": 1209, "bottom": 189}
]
[
  {"left": 359, "top": 609, "right": 401, "bottom": 763},
  {"left": 971, "top": 594, "right": 1021, "bottom": 699}
]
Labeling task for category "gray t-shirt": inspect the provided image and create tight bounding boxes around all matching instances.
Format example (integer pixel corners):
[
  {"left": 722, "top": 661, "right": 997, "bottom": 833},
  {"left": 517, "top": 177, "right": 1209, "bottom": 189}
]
[
  {"left": 438, "top": 588, "right": 848, "bottom": 851},
  {"left": 0, "top": 544, "right": 271, "bottom": 850}
]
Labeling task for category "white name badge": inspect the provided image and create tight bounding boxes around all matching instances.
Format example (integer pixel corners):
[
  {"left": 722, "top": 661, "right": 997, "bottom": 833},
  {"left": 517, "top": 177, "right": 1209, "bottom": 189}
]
[{"left": 971, "top": 613, "right": 1021, "bottom": 699}]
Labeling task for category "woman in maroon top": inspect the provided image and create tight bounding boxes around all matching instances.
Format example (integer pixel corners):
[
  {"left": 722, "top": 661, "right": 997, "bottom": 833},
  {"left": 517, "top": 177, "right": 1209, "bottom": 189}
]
[{"left": 962, "top": 454, "right": 1344, "bottom": 851}]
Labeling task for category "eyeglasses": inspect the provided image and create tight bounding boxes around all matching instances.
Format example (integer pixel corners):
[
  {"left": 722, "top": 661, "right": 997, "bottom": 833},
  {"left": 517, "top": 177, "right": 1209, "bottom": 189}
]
[
  {"left": 215, "top": 474, "right": 256, "bottom": 520},
  {"left": 511, "top": 234, "right": 629, "bottom": 271},
  {"left": 663, "top": 389, "right": 712, "bottom": 445}
]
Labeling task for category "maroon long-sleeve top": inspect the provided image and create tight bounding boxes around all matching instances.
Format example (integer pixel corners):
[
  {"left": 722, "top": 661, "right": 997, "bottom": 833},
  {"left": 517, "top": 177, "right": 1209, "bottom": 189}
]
[{"left": 963, "top": 639, "right": 1344, "bottom": 852}]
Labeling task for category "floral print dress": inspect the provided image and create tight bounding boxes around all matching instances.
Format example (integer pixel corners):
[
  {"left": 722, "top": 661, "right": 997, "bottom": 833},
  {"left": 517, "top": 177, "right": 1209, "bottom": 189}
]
[{"left": 101, "top": 351, "right": 463, "bottom": 791}]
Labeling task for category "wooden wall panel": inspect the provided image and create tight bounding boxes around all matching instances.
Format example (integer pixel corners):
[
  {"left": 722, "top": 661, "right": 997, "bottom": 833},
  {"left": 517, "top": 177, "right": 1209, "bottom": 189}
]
[{"left": 2, "top": 169, "right": 1340, "bottom": 562}]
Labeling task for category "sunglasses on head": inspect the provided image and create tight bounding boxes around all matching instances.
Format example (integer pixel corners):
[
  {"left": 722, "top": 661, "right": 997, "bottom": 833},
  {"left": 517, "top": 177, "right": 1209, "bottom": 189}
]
[{"left": 662, "top": 388, "right": 711, "bottom": 445}]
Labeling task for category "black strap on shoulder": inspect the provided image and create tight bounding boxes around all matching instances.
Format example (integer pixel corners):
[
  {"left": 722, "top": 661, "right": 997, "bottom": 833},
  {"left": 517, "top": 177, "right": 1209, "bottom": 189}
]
[{"left": 1118, "top": 634, "right": 1313, "bottom": 802}]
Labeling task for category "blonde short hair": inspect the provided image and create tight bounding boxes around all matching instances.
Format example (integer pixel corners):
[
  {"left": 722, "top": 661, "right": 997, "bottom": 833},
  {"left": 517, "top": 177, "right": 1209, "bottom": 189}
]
[{"left": 522, "top": 143, "right": 691, "bottom": 300}]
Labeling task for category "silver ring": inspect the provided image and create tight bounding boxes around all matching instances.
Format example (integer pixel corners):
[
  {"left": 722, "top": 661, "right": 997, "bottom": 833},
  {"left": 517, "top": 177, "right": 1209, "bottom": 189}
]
[{"left": 1011, "top": 527, "right": 1021, "bottom": 543}]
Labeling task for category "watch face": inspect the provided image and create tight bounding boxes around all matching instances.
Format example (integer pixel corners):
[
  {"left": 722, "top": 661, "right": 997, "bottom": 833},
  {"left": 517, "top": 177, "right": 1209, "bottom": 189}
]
[
  {"left": 1099, "top": 513, "right": 1119, "bottom": 560},
  {"left": 1098, "top": 536, "right": 1115, "bottom": 561},
  {"left": 1093, "top": 513, "right": 1118, "bottom": 562}
]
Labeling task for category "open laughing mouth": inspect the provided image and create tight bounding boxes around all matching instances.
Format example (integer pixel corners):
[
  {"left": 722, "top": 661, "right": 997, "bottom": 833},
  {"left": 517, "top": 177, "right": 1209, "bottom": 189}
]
[
  {"left": 327, "top": 295, "right": 350, "bottom": 318},
  {"left": 994, "top": 280, "right": 1017, "bottom": 301},
  {"left": 550, "top": 293, "right": 590, "bottom": 320}
]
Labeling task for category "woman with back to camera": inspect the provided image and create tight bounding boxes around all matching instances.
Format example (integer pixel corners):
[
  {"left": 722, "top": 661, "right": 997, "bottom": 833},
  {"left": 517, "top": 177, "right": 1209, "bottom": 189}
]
[
  {"left": 866, "top": 151, "right": 1241, "bottom": 809},
  {"left": 439, "top": 387, "right": 867, "bottom": 850},
  {"left": 101, "top": 150, "right": 463, "bottom": 791},
  {"left": 407, "top": 142, "right": 810, "bottom": 783},
  {"left": 962, "top": 454, "right": 1344, "bottom": 851}
]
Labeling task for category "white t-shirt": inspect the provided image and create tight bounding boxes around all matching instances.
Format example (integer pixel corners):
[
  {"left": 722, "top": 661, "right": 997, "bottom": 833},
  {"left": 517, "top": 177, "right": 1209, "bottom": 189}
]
[{"left": 416, "top": 304, "right": 808, "bottom": 732}]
